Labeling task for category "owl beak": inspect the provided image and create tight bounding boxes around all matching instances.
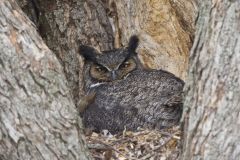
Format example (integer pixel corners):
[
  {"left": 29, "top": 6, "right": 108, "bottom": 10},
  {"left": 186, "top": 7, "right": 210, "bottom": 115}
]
[{"left": 111, "top": 70, "right": 117, "bottom": 80}]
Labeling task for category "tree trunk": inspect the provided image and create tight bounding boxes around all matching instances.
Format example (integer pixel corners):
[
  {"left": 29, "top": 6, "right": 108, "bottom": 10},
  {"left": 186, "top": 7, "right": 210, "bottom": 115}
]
[
  {"left": 0, "top": 0, "right": 91, "bottom": 159},
  {"left": 182, "top": 1, "right": 240, "bottom": 159}
]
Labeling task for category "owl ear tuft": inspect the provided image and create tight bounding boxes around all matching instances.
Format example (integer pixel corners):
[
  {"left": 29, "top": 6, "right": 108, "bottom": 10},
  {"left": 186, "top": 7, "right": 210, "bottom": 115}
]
[
  {"left": 128, "top": 35, "right": 139, "bottom": 53},
  {"left": 79, "top": 45, "right": 97, "bottom": 62}
]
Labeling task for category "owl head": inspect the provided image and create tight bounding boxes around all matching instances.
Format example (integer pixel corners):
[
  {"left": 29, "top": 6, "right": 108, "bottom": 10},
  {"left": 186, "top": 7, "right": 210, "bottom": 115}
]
[{"left": 79, "top": 35, "right": 140, "bottom": 82}]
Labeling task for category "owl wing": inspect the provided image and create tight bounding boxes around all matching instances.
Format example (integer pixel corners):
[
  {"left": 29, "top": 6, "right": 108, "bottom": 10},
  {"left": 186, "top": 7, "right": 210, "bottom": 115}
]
[
  {"left": 162, "top": 92, "right": 183, "bottom": 107},
  {"left": 78, "top": 92, "right": 96, "bottom": 113}
]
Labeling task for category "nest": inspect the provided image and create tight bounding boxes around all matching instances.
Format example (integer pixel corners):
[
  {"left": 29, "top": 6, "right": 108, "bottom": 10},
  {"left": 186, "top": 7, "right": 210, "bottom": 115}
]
[{"left": 85, "top": 126, "right": 181, "bottom": 160}]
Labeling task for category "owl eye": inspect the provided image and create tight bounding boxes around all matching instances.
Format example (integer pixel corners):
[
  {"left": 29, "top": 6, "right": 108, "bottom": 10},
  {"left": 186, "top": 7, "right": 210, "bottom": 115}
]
[
  {"left": 124, "top": 62, "right": 130, "bottom": 67},
  {"left": 120, "top": 61, "right": 130, "bottom": 68},
  {"left": 95, "top": 66, "right": 107, "bottom": 72}
]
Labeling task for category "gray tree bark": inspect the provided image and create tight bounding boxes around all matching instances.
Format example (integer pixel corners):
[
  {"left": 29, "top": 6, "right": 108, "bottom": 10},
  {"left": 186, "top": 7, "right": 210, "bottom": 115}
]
[
  {"left": 182, "top": 1, "right": 240, "bottom": 159},
  {"left": 0, "top": 0, "right": 91, "bottom": 159},
  {"left": 17, "top": 0, "right": 114, "bottom": 104}
]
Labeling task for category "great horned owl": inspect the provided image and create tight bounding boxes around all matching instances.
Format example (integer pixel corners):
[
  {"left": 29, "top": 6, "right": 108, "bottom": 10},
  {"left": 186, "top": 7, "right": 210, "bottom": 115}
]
[{"left": 79, "top": 36, "right": 184, "bottom": 134}]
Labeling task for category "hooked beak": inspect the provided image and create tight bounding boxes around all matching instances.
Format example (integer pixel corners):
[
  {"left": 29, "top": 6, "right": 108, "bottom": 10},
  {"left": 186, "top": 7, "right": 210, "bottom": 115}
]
[{"left": 111, "top": 70, "right": 117, "bottom": 80}]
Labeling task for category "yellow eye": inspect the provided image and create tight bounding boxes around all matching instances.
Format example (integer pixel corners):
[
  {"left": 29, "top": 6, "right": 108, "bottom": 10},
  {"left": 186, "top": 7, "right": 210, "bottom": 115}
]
[
  {"left": 95, "top": 66, "right": 102, "bottom": 71},
  {"left": 95, "top": 66, "right": 107, "bottom": 72},
  {"left": 123, "top": 61, "right": 130, "bottom": 68}
]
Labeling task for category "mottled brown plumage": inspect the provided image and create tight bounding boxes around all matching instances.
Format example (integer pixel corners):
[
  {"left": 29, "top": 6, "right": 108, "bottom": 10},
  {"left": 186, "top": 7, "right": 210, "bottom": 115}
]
[{"left": 79, "top": 36, "right": 184, "bottom": 134}]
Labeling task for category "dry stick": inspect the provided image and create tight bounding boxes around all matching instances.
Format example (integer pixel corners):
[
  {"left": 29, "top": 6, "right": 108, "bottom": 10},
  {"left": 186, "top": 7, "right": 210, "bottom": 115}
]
[
  {"left": 92, "top": 154, "right": 104, "bottom": 159},
  {"left": 89, "top": 139, "right": 137, "bottom": 160},
  {"left": 134, "top": 129, "right": 180, "bottom": 139},
  {"left": 157, "top": 130, "right": 181, "bottom": 140},
  {"left": 139, "top": 132, "right": 177, "bottom": 160},
  {"left": 88, "top": 143, "right": 111, "bottom": 150},
  {"left": 111, "top": 137, "right": 132, "bottom": 145}
]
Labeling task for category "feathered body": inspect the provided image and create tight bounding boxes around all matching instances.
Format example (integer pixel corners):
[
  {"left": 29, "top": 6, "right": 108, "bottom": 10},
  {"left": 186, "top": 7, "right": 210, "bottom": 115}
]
[{"left": 79, "top": 36, "right": 184, "bottom": 134}]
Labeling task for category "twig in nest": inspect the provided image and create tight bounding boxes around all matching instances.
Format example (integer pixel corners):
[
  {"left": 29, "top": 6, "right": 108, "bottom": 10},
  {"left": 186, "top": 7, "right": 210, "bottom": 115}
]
[
  {"left": 88, "top": 143, "right": 111, "bottom": 150},
  {"left": 139, "top": 132, "right": 177, "bottom": 160},
  {"left": 90, "top": 139, "right": 137, "bottom": 160}
]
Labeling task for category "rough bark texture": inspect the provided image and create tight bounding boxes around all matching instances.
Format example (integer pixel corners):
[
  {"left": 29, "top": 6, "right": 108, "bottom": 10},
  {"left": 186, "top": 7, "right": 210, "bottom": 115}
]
[
  {"left": 104, "top": 0, "right": 197, "bottom": 80},
  {"left": 0, "top": 0, "right": 91, "bottom": 159},
  {"left": 17, "top": 0, "right": 114, "bottom": 103},
  {"left": 182, "top": 1, "right": 240, "bottom": 159}
]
